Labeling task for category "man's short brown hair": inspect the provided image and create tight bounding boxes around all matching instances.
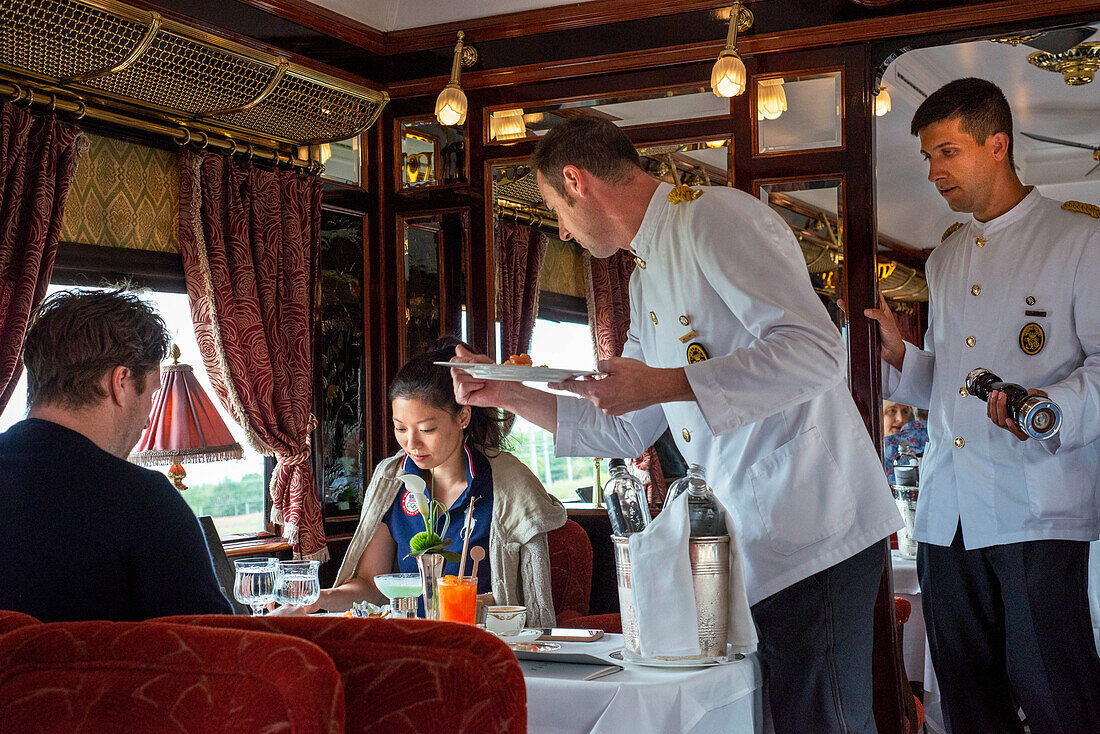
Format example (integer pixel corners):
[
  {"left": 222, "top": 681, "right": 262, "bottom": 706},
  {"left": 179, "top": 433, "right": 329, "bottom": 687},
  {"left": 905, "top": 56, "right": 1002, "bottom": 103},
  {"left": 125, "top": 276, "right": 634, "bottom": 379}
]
[
  {"left": 22, "top": 287, "right": 170, "bottom": 409},
  {"left": 911, "top": 77, "right": 1015, "bottom": 166},
  {"left": 530, "top": 116, "right": 643, "bottom": 201}
]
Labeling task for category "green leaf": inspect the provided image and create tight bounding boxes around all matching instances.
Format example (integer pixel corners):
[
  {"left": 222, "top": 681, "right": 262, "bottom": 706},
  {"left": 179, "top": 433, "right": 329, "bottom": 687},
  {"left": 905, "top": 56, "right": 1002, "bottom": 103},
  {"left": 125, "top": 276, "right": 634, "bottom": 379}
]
[{"left": 438, "top": 550, "right": 461, "bottom": 563}]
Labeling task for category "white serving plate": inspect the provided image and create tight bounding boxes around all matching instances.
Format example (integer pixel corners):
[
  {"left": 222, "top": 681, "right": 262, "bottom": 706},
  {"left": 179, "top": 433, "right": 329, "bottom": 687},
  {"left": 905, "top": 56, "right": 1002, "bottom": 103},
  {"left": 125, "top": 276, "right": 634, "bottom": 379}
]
[
  {"left": 609, "top": 647, "right": 745, "bottom": 668},
  {"left": 437, "top": 362, "right": 599, "bottom": 383},
  {"left": 491, "top": 627, "right": 542, "bottom": 643}
]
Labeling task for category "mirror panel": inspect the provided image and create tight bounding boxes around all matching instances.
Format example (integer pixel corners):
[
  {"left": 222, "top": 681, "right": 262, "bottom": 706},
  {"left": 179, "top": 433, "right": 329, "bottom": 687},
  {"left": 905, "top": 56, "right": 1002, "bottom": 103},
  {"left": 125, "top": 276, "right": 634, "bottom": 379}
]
[
  {"left": 755, "top": 70, "right": 843, "bottom": 155},
  {"left": 397, "top": 210, "right": 471, "bottom": 363},
  {"left": 397, "top": 117, "right": 467, "bottom": 190},
  {"left": 485, "top": 84, "right": 728, "bottom": 144},
  {"left": 319, "top": 136, "right": 362, "bottom": 186}
]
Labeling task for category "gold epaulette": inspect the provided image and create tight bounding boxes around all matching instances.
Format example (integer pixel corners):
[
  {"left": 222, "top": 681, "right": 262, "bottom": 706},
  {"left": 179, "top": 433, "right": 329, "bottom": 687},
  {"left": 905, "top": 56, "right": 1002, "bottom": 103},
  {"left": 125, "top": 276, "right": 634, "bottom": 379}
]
[
  {"left": 667, "top": 184, "right": 704, "bottom": 205},
  {"left": 941, "top": 222, "right": 964, "bottom": 242},
  {"left": 1062, "top": 200, "right": 1100, "bottom": 218}
]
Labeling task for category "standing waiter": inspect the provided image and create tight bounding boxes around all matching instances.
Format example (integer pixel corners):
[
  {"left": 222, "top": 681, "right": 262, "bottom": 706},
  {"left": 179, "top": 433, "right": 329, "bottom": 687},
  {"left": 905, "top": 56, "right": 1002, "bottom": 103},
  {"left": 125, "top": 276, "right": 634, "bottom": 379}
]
[
  {"left": 867, "top": 77, "right": 1100, "bottom": 733},
  {"left": 454, "top": 116, "right": 901, "bottom": 733}
]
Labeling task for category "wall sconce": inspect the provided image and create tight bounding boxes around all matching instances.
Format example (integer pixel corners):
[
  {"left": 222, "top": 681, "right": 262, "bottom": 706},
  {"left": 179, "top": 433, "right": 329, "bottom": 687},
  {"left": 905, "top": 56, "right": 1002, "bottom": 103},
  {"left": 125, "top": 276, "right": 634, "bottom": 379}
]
[
  {"left": 757, "top": 78, "right": 787, "bottom": 120},
  {"left": 711, "top": 2, "right": 754, "bottom": 97},
  {"left": 436, "top": 30, "right": 477, "bottom": 125},
  {"left": 490, "top": 108, "right": 526, "bottom": 140},
  {"left": 874, "top": 86, "right": 892, "bottom": 117}
]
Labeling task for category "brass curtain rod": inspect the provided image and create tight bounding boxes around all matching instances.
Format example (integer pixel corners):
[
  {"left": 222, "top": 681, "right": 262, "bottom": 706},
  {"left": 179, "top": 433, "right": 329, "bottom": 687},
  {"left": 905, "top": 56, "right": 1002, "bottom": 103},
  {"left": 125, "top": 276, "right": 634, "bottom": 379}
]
[{"left": 0, "top": 81, "right": 321, "bottom": 174}]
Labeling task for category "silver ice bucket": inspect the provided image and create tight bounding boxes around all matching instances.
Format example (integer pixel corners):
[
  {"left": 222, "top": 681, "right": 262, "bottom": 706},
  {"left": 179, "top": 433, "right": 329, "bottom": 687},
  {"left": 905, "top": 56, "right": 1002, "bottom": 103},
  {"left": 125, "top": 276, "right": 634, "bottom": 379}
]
[{"left": 613, "top": 535, "right": 730, "bottom": 661}]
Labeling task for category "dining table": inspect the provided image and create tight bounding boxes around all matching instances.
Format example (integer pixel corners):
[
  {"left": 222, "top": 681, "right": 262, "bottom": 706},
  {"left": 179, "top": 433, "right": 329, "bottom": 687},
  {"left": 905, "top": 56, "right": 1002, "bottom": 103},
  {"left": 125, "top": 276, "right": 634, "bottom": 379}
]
[{"left": 519, "top": 633, "right": 769, "bottom": 734}]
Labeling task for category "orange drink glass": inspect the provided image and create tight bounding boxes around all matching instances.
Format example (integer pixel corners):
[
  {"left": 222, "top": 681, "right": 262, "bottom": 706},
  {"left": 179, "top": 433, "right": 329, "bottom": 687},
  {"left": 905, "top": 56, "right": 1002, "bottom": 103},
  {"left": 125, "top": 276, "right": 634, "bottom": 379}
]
[{"left": 436, "top": 575, "right": 477, "bottom": 623}]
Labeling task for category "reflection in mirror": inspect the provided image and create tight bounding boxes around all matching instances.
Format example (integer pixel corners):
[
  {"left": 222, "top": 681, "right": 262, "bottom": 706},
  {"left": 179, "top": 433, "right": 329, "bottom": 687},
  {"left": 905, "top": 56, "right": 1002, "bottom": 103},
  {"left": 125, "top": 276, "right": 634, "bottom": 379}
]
[
  {"left": 399, "top": 118, "right": 466, "bottom": 189},
  {"left": 757, "top": 179, "right": 844, "bottom": 304},
  {"left": 756, "top": 70, "right": 843, "bottom": 154},
  {"left": 485, "top": 84, "right": 729, "bottom": 143},
  {"left": 398, "top": 211, "right": 470, "bottom": 363},
  {"left": 318, "top": 210, "right": 365, "bottom": 515},
  {"left": 319, "top": 137, "right": 361, "bottom": 186}
]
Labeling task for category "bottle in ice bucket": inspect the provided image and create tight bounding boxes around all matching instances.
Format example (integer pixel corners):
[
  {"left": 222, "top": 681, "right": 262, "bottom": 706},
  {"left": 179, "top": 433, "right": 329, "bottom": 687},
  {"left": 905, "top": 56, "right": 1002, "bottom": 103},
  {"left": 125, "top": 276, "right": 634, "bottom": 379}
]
[
  {"left": 603, "top": 459, "right": 651, "bottom": 535},
  {"left": 891, "top": 445, "right": 919, "bottom": 558},
  {"left": 891, "top": 444, "right": 920, "bottom": 487},
  {"left": 669, "top": 464, "right": 724, "bottom": 536}
]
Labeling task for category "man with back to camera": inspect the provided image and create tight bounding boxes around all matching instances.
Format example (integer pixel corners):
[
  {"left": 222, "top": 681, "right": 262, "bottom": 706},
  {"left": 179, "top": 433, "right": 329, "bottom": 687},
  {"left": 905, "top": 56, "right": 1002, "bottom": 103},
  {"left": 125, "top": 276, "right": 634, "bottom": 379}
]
[
  {"left": 0, "top": 287, "right": 232, "bottom": 622},
  {"left": 453, "top": 116, "right": 902, "bottom": 733},
  {"left": 865, "top": 77, "right": 1100, "bottom": 732}
]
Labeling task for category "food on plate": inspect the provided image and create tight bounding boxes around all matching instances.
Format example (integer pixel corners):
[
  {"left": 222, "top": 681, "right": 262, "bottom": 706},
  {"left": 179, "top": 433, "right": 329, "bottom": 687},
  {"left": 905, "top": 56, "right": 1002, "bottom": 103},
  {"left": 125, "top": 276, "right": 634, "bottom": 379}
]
[{"left": 503, "top": 353, "right": 533, "bottom": 366}]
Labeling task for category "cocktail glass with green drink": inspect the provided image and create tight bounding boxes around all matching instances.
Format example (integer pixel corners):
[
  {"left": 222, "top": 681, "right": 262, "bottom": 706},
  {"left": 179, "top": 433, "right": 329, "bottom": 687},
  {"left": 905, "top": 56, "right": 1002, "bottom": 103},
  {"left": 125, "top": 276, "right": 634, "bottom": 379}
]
[{"left": 374, "top": 572, "right": 423, "bottom": 618}]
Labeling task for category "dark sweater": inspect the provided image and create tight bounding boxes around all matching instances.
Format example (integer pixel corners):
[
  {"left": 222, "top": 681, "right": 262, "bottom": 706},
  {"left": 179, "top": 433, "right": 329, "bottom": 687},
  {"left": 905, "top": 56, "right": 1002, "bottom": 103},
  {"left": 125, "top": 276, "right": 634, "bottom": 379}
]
[{"left": 0, "top": 418, "right": 233, "bottom": 621}]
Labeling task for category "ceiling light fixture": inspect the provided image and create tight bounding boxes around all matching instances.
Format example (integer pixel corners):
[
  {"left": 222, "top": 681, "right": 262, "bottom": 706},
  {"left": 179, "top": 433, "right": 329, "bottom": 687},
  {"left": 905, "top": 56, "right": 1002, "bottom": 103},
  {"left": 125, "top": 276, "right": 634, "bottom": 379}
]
[
  {"left": 757, "top": 78, "right": 787, "bottom": 120},
  {"left": 490, "top": 108, "right": 526, "bottom": 141},
  {"left": 1027, "top": 42, "right": 1100, "bottom": 85},
  {"left": 711, "top": 1, "right": 754, "bottom": 98},
  {"left": 436, "top": 31, "right": 474, "bottom": 125},
  {"left": 874, "top": 86, "right": 891, "bottom": 117}
]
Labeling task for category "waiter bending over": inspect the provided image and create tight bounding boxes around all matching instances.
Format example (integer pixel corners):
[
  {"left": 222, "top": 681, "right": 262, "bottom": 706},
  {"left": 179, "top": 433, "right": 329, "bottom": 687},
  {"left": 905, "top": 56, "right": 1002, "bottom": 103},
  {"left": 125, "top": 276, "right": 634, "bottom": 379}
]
[
  {"left": 454, "top": 116, "right": 901, "bottom": 733},
  {"left": 867, "top": 77, "right": 1100, "bottom": 733}
]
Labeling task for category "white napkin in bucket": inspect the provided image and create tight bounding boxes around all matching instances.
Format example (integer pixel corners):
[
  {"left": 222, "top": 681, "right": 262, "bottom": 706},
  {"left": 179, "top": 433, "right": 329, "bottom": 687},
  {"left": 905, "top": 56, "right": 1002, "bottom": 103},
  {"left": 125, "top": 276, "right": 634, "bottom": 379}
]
[{"left": 628, "top": 491, "right": 758, "bottom": 658}]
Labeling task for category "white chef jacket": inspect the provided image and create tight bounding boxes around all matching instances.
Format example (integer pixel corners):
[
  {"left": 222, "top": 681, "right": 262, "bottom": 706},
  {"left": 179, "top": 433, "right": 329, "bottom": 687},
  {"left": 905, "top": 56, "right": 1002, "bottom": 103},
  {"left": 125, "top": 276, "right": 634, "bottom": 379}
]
[
  {"left": 556, "top": 182, "right": 902, "bottom": 605},
  {"left": 885, "top": 188, "right": 1100, "bottom": 548}
]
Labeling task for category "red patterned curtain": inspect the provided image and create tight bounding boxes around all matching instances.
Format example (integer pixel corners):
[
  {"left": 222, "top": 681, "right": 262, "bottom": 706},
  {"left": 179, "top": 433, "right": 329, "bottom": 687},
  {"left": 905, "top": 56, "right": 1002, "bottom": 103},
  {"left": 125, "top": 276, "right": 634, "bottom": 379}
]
[
  {"left": 584, "top": 250, "right": 667, "bottom": 504},
  {"left": 178, "top": 149, "right": 326, "bottom": 560},
  {"left": 0, "top": 104, "right": 86, "bottom": 414},
  {"left": 496, "top": 219, "right": 547, "bottom": 357}
]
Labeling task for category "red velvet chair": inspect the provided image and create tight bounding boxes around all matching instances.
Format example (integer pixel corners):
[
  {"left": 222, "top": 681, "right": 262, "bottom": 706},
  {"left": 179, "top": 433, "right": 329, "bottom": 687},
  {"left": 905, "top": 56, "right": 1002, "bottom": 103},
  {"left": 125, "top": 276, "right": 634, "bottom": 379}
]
[
  {"left": 0, "top": 609, "right": 41, "bottom": 636},
  {"left": 162, "top": 615, "right": 526, "bottom": 734},
  {"left": 547, "top": 518, "right": 593, "bottom": 623},
  {"left": 0, "top": 620, "right": 344, "bottom": 734}
]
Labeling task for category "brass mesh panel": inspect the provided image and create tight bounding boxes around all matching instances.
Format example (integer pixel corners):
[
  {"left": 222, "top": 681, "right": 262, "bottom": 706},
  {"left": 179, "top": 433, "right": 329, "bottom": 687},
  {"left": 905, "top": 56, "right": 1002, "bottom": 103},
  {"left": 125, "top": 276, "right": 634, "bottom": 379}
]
[
  {"left": 88, "top": 32, "right": 271, "bottom": 115},
  {"left": 1, "top": 0, "right": 388, "bottom": 146},
  {"left": 495, "top": 172, "right": 544, "bottom": 208},
  {"left": 0, "top": 0, "right": 146, "bottom": 79},
  {"left": 217, "top": 73, "right": 384, "bottom": 144}
]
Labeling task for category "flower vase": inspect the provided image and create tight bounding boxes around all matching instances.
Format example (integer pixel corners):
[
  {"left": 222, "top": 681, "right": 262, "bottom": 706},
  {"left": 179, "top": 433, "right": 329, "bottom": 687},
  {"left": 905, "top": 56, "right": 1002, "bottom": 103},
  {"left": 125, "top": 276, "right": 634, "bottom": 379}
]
[{"left": 416, "top": 553, "right": 445, "bottom": 620}]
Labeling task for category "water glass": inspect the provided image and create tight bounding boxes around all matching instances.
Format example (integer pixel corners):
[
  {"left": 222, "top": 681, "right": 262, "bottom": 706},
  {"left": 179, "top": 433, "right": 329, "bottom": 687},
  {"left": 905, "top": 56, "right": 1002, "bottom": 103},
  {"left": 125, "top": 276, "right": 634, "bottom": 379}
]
[
  {"left": 233, "top": 557, "right": 278, "bottom": 616},
  {"left": 275, "top": 560, "right": 321, "bottom": 607}
]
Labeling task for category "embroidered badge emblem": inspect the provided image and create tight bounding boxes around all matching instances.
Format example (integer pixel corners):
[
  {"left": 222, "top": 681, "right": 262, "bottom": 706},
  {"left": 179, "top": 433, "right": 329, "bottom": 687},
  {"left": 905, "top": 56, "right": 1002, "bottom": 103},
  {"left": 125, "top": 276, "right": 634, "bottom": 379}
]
[
  {"left": 402, "top": 490, "right": 420, "bottom": 516},
  {"left": 1019, "top": 322, "right": 1045, "bottom": 356},
  {"left": 686, "top": 343, "right": 710, "bottom": 363}
]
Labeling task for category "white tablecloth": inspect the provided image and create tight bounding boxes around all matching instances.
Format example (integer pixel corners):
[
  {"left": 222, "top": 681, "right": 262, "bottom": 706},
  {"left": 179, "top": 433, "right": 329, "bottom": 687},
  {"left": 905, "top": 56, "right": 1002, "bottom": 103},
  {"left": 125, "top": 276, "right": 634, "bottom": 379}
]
[{"left": 522, "top": 634, "right": 769, "bottom": 734}]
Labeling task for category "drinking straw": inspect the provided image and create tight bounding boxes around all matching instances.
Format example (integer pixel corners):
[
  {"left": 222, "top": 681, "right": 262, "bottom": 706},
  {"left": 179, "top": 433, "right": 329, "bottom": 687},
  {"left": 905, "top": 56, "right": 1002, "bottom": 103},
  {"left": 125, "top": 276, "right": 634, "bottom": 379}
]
[{"left": 458, "top": 496, "right": 476, "bottom": 578}]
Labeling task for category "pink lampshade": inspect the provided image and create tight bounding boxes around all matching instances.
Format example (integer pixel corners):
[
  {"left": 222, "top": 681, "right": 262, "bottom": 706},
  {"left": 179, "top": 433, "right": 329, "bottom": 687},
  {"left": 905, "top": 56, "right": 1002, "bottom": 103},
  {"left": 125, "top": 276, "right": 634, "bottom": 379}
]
[{"left": 130, "top": 351, "right": 243, "bottom": 478}]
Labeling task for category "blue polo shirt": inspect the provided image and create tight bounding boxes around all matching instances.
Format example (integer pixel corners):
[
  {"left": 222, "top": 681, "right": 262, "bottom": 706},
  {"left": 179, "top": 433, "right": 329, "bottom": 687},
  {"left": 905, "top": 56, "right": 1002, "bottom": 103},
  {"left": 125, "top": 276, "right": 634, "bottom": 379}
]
[{"left": 383, "top": 442, "right": 494, "bottom": 596}]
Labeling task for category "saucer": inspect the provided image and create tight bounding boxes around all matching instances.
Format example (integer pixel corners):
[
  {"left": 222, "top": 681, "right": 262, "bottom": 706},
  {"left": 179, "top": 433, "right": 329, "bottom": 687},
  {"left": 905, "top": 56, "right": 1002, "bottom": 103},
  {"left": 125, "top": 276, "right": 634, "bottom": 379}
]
[{"left": 491, "top": 627, "right": 541, "bottom": 643}]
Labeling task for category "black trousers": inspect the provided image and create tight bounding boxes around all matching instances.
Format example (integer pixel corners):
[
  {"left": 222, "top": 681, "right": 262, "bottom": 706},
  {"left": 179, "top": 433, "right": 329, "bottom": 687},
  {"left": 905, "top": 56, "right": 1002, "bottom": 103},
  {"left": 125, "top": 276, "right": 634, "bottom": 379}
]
[
  {"left": 752, "top": 540, "right": 886, "bottom": 734},
  {"left": 918, "top": 524, "right": 1100, "bottom": 734}
]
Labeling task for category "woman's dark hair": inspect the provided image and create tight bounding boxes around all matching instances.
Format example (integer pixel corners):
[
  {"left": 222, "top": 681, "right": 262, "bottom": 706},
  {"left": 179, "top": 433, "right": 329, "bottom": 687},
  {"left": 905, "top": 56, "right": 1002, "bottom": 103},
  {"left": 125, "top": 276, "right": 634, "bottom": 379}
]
[{"left": 388, "top": 337, "right": 509, "bottom": 453}]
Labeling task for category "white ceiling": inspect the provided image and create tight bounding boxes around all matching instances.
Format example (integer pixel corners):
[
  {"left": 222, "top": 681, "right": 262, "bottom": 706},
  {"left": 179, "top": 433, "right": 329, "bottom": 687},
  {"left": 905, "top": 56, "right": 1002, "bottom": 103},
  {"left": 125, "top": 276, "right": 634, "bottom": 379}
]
[
  {"left": 878, "top": 29, "right": 1100, "bottom": 249},
  {"left": 311, "top": 0, "right": 588, "bottom": 31}
]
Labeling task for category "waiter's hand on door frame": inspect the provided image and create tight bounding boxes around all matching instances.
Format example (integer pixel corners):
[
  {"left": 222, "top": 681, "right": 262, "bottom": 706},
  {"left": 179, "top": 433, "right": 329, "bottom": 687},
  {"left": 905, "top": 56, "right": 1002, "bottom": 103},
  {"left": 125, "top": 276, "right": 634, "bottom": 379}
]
[{"left": 549, "top": 357, "right": 693, "bottom": 415}]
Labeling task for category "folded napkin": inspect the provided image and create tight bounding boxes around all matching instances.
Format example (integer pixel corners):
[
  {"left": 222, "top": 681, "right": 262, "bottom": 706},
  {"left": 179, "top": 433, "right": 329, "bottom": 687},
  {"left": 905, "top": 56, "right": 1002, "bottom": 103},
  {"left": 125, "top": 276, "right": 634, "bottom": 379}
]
[{"left": 628, "top": 492, "right": 757, "bottom": 658}]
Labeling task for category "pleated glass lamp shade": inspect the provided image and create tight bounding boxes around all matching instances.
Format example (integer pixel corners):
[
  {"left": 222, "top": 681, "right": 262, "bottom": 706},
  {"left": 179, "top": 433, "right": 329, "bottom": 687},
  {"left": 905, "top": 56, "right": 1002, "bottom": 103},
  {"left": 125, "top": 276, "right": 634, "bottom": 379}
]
[
  {"left": 490, "top": 109, "right": 526, "bottom": 140},
  {"left": 757, "top": 78, "right": 788, "bottom": 120},
  {"left": 875, "top": 87, "right": 892, "bottom": 117},
  {"left": 435, "top": 84, "right": 468, "bottom": 126},
  {"left": 711, "top": 52, "right": 747, "bottom": 98},
  {"left": 130, "top": 361, "right": 243, "bottom": 491}
]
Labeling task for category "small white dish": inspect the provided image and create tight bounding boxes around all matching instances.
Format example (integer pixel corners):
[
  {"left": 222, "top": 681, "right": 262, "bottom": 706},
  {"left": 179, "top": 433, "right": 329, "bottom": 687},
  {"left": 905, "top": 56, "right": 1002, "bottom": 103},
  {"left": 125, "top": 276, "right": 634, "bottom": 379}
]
[{"left": 491, "top": 627, "right": 541, "bottom": 643}]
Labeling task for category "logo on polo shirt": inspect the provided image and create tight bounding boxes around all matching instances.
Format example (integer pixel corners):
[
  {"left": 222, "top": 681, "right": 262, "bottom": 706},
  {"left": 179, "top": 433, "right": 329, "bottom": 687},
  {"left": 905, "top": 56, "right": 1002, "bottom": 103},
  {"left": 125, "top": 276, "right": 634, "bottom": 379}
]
[{"left": 402, "top": 490, "right": 420, "bottom": 516}]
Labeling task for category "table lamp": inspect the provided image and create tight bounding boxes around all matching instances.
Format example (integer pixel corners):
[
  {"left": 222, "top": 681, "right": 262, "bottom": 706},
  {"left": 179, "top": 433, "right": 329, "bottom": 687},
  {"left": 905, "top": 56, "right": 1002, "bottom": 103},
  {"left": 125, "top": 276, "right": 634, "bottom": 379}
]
[{"left": 130, "top": 344, "right": 244, "bottom": 490}]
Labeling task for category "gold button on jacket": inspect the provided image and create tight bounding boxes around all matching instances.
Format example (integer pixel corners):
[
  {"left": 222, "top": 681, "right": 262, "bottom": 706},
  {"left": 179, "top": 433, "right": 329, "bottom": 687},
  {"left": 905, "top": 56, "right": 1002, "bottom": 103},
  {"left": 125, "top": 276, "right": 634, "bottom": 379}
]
[
  {"left": 959, "top": 387, "right": 968, "bottom": 397},
  {"left": 682, "top": 428, "right": 691, "bottom": 442},
  {"left": 976, "top": 236, "right": 986, "bottom": 247},
  {"left": 971, "top": 285, "right": 981, "bottom": 296},
  {"left": 966, "top": 336, "right": 976, "bottom": 347},
  {"left": 954, "top": 437, "right": 965, "bottom": 448}
]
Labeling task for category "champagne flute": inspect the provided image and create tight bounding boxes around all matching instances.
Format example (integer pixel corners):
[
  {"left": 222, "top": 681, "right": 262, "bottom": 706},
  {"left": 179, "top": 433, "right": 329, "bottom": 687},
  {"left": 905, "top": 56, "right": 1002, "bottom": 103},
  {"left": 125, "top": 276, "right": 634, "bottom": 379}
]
[
  {"left": 233, "top": 557, "right": 279, "bottom": 616},
  {"left": 276, "top": 560, "right": 321, "bottom": 608}
]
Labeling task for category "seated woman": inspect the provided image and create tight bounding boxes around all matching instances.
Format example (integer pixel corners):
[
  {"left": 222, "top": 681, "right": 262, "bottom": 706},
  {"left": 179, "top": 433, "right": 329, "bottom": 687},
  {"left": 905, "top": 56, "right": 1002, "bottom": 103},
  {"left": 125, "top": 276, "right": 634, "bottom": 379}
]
[
  {"left": 289, "top": 339, "right": 566, "bottom": 627},
  {"left": 882, "top": 401, "right": 928, "bottom": 484}
]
